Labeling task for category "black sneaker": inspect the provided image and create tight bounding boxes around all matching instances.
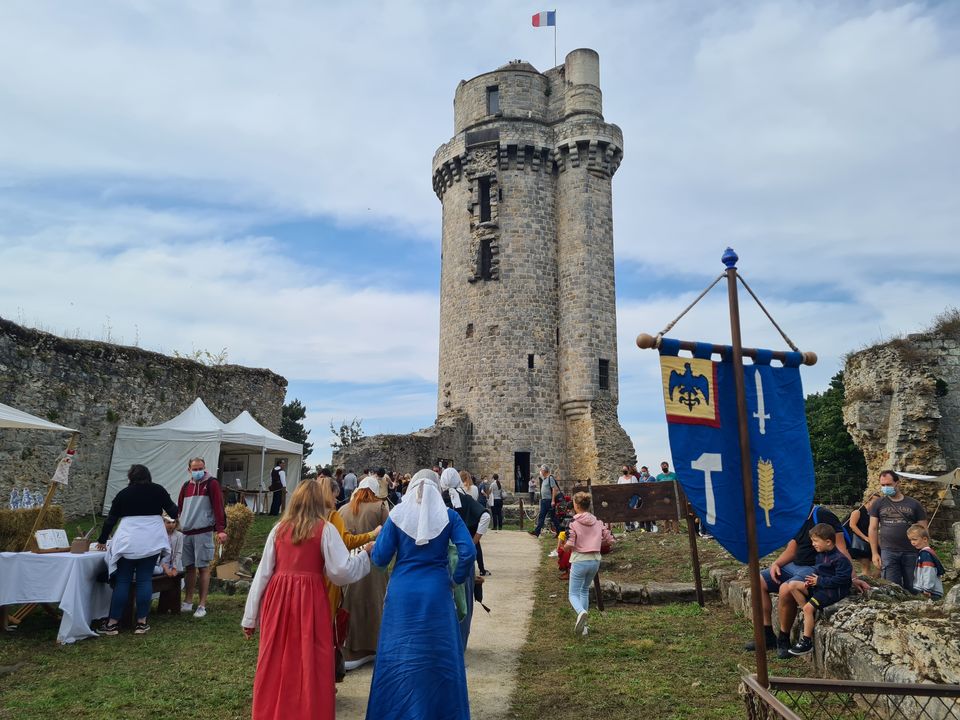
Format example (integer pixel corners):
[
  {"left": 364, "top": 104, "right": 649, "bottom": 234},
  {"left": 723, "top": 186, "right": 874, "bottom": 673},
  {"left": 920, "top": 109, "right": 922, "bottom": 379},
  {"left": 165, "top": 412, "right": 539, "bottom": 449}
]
[
  {"left": 134, "top": 622, "right": 151, "bottom": 635},
  {"left": 480, "top": 570, "right": 491, "bottom": 576},
  {"left": 97, "top": 621, "right": 119, "bottom": 636},
  {"left": 776, "top": 636, "right": 793, "bottom": 659},
  {"left": 789, "top": 637, "right": 813, "bottom": 656},
  {"left": 744, "top": 630, "right": 778, "bottom": 652}
]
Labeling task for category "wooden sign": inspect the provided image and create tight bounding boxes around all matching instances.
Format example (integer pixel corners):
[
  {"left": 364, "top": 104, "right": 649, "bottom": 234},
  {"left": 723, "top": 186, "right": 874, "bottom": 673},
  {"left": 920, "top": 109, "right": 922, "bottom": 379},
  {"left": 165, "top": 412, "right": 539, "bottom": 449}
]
[{"left": 573, "top": 481, "right": 681, "bottom": 524}]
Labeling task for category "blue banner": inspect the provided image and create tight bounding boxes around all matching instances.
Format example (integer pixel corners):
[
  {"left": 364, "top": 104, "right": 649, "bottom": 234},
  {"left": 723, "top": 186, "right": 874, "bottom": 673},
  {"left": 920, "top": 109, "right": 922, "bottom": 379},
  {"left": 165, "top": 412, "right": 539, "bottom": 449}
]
[{"left": 658, "top": 338, "right": 814, "bottom": 563}]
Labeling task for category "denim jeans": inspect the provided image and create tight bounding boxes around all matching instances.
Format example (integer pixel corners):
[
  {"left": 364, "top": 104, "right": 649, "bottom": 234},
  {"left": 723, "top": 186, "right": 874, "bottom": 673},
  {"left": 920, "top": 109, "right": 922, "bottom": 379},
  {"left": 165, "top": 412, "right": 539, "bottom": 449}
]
[
  {"left": 881, "top": 549, "right": 918, "bottom": 592},
  {"left": 568, "top": 559, "right": 601, "bottom": 615},
  {"left": 533, "top": 498, "right": 560, "bottom": 536},
  {"left": 110, "top": 554, "right": 159, "bottom": 621}
]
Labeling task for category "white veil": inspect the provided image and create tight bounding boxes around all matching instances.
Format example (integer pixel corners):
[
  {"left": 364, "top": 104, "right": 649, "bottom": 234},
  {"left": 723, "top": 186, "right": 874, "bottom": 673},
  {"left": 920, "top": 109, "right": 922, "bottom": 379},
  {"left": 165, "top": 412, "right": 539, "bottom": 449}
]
[{"left": 389, "top": 469, "right": 449, "bottom": 545}]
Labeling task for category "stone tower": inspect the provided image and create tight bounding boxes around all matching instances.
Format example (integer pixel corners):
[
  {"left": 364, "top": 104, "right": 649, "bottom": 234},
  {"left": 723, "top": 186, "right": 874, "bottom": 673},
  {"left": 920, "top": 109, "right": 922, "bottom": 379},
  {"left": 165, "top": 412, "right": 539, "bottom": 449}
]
[{"left": 431, "top": 49, "right": 636, "bottom": 489}]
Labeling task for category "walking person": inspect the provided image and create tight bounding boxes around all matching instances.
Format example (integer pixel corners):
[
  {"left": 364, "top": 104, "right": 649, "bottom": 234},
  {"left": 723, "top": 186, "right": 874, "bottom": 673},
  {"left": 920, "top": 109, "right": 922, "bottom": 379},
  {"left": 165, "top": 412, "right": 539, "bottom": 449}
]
[
  {"left": 242, "top": 479, "right": 372, "bottom": 720},
  {"left": 96, "top": 464, "right": 179, "bottom": 636},
  {"left": 564, "top": 492, "right": 615, "bottom": 637},
  {"left": 869, "top": 470, "right": 928, "bottom": 592},
  {"left": 487, "top": 473, "right": 504, "bottom": 531},
  {"left": 528, "top": 465, "right": 562, "bottom": 537},
  {"left": 268, "top": 459, "right": 287, "bottom": 516}
]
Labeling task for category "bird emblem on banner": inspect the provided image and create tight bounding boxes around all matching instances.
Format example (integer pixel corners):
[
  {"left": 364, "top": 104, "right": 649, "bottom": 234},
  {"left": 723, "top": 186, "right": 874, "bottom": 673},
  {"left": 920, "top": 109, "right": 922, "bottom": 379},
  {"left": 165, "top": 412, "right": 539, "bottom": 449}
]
[{"left": 657, "top": 338, "right": 814, "bottom": 563}]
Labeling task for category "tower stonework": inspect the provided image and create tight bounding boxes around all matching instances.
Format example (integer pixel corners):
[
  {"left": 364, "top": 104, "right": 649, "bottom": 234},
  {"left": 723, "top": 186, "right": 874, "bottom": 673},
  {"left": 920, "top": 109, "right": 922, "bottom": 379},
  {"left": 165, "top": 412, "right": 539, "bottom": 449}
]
[{"left": 431, "top": 49, "right": 636, "bottom": 487}]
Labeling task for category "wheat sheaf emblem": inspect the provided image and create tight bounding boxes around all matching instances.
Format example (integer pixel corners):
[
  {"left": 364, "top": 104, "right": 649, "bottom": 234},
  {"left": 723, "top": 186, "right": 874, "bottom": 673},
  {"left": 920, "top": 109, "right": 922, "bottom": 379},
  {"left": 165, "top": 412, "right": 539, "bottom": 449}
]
[{"left": 757, "top": 458, "right": 775, "bottom": 527}]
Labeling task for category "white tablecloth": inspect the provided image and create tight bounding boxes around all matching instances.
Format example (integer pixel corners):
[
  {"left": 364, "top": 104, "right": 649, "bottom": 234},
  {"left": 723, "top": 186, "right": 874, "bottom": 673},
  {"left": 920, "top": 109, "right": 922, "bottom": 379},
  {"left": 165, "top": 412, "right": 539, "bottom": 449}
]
[{"left": 0, "top": 550, "right": 111, "bottom": 644}]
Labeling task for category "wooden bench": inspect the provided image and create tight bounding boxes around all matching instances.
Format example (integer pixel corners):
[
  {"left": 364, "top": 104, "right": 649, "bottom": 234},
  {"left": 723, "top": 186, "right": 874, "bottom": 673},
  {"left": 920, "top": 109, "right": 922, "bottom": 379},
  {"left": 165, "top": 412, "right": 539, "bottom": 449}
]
[{"left": 120, "top": 573, "right": 183, "bottom": 627}]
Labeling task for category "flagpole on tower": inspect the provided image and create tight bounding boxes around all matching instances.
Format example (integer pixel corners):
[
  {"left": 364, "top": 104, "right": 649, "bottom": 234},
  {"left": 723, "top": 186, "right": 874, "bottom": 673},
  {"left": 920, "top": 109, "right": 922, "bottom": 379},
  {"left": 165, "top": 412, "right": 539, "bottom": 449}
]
[{"left": 722, "top": 247, "right": 769, "bottom": 688}]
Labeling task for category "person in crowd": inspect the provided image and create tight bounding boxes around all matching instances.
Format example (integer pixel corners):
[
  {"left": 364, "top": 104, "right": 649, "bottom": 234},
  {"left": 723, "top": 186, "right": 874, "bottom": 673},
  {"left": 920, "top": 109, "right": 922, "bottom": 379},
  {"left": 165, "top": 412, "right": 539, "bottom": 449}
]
[
  {"left": 618, "top": 464, "right": 640, "bottom": 531},
  {"left": 96, "top": 464, "right": 179, "bottom": 636},
  {"left": 637, "top": 465, "right": 654, "bottom": 482},
  {"left": 908, "top": 523, "right": 945, "bottom": 599},
  {"left": 341, "top": 468, "right": 358, "bottom": 499},
  {"left": 400, "top": 472, "right": 412, "bottom": 497},
  {"left": 556, "top": 530, "right": 572, "bottom": 579},
  {"left": 844, "top": 493, "right": 880, "bottom": 575},
  {"left": 745, "top": 503, "right": 865, "bottom": 658},
  {"left": 365, "top": 469, "right": 475, "bottom": 719},
  {"left": 441, "top": 470, "right": 490, "bottom": 647},
  {"left": 154, "top": 512, "right": 183, "bottom": 577},
  {"left": 319, "top": 466, "right": 340, "bottom": 500},
  {"left": 242, "top": 479, "right": 372, "bottom": 720},
  {"left": 268, "top": 459, "right": 287, "bottom": 516},
  {"left": 529, "top": 464, "right": 562, "bottom": 538},
  {"left": 783, "top": 523, "right": 853, "bottom": 657},
  {"left": 655, "top": 461, "right": 679, "bottom": 533},
  {"left": 334, "top": 468, "right": 346, "bottom": 503},
  {"left": 372, "top": 467, "right": 389, "bottom": 501},
  {"left": 339, "top": 477, "right": 390, "bottom": 670},
  {"left": 487, "top": 473, "right": 504, "bottom": 531},
  {"left": 528, "top": 475, "right": 537, "bottom": 504},
  {"left": 177, "top": 457, "right": 227, "bottom": 618},
  {"left": 869, "top": 470, "right": 928, "bottom": 592},
  {"left": 564, "top": 492, "right": 615, "bottom": 638}
]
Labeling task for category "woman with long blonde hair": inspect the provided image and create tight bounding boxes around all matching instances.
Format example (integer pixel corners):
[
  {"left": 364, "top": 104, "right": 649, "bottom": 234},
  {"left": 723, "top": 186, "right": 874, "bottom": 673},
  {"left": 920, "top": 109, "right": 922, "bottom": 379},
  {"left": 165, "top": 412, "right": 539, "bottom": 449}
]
[
  {"left": 338, "top": 477, "right": 390, "bottom": 670},
  {"left": 242, "top": 480, "right": 372, "bottom": 720}
]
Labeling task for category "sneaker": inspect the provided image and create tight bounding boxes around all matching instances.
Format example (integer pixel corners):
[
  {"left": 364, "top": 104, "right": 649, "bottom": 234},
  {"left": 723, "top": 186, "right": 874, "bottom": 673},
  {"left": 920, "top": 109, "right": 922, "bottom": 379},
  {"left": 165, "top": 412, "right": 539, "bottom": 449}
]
[
  {"left": 789, "top": 637, "right": 814, "bottom": 656},
  {"left": 548, "top": 550, "right": 559, "bottom": 558},
  {"left": 776, "top": 636, "right": 793, "bottom": 660},
  {"left": 581, "top": 625, "right": 589, "bottom": 637},
  {"left": 193, "top": 606, "right": 207, "bottom": 618},
  {"left": 134, "top": 622, "right": 150, "bottom": 635},
  {"left": 527, "top": 530, "right": 538, "bottom": 537},
  {"left": 343, "top": 654, "right": 376, "bottom": 671},
  {"left": 744, "top": 629, "right": 778, "bottom": 652},
  {"left": 97, "top": 620, "right": 119, "bottom": 636},
  {"left": 574, "top": 610, "right": 588, "bottom": 636},
  {"left": 650, "top": 524, "right": 659, "bottom": 533},
  {"left": 699, "top": 531, "right": 714, "bottom": 539},
  {"left": 480, "top": 570, "right": 491, "bottom": 576},
  {"left": 181, "top": 602, "right": 194, "bottom": 612}
]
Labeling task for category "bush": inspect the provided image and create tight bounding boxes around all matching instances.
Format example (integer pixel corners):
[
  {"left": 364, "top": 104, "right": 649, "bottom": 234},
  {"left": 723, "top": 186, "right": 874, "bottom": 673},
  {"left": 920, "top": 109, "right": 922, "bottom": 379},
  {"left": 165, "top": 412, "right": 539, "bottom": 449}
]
[{"left": 215, "top": 503, "right": 254, "bottom": 564}]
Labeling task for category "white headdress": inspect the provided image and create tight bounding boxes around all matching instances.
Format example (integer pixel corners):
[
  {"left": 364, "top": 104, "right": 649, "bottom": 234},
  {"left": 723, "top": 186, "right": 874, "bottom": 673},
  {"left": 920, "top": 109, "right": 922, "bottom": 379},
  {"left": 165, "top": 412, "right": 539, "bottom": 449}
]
[
  {"left": 355, "top": 477, "right": 380, "bottom": 496},
  {"left": 389, "top": 469, "right": 449, "bottom": 545},
  {"left": 439, "top": 466, "right": 464, "bottom": 508}
]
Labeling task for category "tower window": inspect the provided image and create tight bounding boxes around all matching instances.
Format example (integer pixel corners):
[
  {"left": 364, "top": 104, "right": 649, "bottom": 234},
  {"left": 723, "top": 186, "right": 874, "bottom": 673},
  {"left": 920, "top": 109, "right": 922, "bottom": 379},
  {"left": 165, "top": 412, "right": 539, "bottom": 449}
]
[
  {"left": 478, "top": 239, "right": 493, "bottom": 280},
  {"left": 528, "top": 354, "right": 535, "bottom": 369},
  {"left": 466, "top": 323, "right": 474, "bottom": 338},
  {"left": 599, "top": 359, "right": 610, "bottom": 390},
  {"left": 486, "top": 85, "right": 499, "bottom": 115},
  {"left": 478, "top": 176, "right": 491, "bottom": 223}
]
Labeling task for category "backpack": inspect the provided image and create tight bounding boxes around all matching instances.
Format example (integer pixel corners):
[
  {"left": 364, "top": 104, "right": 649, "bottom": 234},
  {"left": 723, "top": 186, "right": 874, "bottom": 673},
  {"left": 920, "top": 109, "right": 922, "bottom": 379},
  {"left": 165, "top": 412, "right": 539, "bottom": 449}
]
[{"left": 813, "top": 505, "right": 851, "bottom": 546}]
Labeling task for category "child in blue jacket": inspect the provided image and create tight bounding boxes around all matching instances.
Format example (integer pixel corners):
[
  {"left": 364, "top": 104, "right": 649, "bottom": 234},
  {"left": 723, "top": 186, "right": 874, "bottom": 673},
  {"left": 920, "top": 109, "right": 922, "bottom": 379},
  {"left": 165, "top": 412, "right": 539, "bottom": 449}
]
[{"left": 908, "top": 524, "right": 945, "bottom": 599}]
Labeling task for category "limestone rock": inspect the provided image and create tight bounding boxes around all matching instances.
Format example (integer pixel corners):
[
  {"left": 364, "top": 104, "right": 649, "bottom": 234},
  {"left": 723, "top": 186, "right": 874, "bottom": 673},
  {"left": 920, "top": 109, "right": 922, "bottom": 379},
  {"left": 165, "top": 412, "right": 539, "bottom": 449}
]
[{"left": 619, "top": 583, "right": 645, "bottom": 604}]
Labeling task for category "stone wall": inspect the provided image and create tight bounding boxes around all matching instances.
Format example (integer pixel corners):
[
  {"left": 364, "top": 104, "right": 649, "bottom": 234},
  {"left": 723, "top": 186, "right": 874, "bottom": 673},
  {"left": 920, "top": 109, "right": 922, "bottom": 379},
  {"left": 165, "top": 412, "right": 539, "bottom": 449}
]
[
  {"left": 843, "top": 324, "right": 960, "bottom": 531},
  {"left": 0, "top": 317, "right": 287, "bottom": 517}
]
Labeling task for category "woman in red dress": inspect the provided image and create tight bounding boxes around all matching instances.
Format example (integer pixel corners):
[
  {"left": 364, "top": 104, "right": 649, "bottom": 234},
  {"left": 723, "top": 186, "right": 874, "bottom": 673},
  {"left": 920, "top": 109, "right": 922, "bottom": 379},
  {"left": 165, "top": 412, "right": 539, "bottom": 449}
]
[{"left": 242, "top": 479, "right": 372, "bottom": 720}]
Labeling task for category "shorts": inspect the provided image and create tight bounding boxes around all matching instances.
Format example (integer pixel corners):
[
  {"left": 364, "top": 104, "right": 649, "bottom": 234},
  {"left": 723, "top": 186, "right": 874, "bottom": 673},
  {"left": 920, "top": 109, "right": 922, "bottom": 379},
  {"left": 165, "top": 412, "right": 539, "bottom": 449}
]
[
  {"left": 182, "top": 532, "right": 215, "bottom": 568},
  {"left": 807, "top": 588, "right": 846, "bottom": 610},
  {"left": 761, "top": 562, "right": 815, "bottom": 593}
]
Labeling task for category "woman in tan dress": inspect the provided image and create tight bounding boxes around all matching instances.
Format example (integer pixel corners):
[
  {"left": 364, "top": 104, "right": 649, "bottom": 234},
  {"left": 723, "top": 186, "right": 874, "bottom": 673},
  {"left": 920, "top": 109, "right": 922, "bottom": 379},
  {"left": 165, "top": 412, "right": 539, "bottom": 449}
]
[{"left": 339, "top": 477, "right": 390, "bottom": 670}]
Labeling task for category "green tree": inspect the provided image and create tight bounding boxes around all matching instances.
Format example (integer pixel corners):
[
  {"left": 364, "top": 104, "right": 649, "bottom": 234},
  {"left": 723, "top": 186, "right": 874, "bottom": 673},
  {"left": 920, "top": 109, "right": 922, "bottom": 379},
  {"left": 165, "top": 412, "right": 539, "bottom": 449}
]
[
  {"left": 280, "top": 399, "right": 313, "bottom": 469},
  {"left": 805, "top": 371, "right": 867, "bottom": 503},
  {"left": 330, "top": 418, "right": 363, "bottom": 451}
]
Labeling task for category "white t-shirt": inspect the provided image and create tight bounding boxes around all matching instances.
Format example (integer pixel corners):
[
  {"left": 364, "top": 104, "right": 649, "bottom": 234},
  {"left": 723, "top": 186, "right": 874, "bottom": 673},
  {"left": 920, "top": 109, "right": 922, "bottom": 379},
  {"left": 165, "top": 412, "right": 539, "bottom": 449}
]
[{"left": 617, "top": 474, "right": 638, "bottom": 484}]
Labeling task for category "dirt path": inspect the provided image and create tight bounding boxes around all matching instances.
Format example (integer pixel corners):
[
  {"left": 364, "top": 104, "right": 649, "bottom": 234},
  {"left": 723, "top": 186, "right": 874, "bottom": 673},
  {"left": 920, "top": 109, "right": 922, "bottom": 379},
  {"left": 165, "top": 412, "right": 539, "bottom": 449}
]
[{"left": 335, "top": 529, "right": 541, "bottom": 719}]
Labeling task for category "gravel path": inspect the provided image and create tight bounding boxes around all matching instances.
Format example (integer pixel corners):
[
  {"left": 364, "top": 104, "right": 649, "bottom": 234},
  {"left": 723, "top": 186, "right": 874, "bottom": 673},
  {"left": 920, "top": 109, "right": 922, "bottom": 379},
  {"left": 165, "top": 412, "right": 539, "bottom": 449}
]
[{"left": 335, "top": 529, "right": 541, "bottom": 719}]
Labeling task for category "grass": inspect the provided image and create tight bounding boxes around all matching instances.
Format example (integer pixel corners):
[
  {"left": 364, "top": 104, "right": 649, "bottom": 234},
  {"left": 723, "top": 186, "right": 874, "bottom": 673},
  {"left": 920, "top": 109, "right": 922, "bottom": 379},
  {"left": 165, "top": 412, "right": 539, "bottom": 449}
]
[{"left": 508, "top": 535, "right": 823, "bottom": 720}]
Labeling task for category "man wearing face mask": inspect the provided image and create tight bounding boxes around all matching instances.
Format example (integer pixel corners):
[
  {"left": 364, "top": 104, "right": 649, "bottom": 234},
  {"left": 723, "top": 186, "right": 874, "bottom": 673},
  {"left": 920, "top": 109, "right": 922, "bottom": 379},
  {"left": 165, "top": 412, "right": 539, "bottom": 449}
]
[
  {"left": 868, "top": 470, "right": 928, "bottom": 592},
  {"left": 178, "top": 457, "right": 228, "bottom": 618}
]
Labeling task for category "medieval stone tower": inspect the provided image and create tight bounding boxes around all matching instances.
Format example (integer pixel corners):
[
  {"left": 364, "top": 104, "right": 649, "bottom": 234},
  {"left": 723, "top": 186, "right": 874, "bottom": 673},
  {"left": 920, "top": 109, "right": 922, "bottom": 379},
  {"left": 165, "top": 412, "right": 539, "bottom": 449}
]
[{"left": 431, "top": 49, "right": 636, "bottom": 489}]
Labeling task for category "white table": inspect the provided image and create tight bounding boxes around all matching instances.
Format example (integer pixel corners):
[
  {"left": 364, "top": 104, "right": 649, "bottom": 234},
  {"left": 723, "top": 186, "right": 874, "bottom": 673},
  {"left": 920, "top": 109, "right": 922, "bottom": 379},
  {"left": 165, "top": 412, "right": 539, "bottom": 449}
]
[{"left": 0, "top": 549, "right": 111, "bottom": 644}]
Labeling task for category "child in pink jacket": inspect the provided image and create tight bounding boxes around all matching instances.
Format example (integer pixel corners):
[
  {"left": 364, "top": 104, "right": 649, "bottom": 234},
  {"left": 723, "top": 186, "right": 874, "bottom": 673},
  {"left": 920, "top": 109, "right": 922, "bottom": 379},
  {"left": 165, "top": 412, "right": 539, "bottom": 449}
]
[{"left": 563, "top": 492, "right": 615, "bottom": 637}]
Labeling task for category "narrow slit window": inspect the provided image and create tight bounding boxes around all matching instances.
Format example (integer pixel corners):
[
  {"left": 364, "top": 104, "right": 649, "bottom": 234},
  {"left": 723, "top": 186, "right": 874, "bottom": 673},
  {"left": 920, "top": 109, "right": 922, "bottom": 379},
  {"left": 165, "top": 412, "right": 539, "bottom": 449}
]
[
  {"left": 528, "top": 354, "right": 535, "bottom": 369},
  {"left": 598, "top": 359, "right": 610, "bottom": 390},
  {"left": 486, "top": 85, "right": 499, "bottom": 115},
  {"left": 478, "top": 176, "right": 491, "bottom": 223},
  {"left": 479, "top": 239, "right": 493, "bottom": 280}
]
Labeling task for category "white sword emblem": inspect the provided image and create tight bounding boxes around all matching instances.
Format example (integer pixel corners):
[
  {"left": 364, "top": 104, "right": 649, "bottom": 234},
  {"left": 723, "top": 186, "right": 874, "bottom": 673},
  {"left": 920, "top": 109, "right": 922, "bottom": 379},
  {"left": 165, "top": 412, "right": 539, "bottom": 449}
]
[{"left": 753, "top": 369, "right": 770, "bottom": 434}]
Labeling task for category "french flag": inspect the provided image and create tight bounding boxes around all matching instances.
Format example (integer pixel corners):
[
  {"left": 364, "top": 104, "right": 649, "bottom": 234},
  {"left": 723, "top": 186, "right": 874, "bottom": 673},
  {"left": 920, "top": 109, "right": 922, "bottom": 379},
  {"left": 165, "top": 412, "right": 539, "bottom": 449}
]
[{"left": 531, "top": 10, "right": 556, "bottom": 27}]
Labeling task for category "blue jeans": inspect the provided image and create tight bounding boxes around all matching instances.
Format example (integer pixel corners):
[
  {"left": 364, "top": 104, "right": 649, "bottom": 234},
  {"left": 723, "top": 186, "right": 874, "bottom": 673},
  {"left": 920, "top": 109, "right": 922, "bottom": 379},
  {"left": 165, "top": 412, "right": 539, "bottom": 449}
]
[
  {"left": 568, "top": 559, "right": 600, "bottom": 615},
  {"left": 533, "top": 499, "right": 560, "bottom": 536},
  {"left": 881, "top": 549, "right": 918, "bottom": 592},
  {"left": 110, "top": 554, "right": 159, "bottom": 621}
]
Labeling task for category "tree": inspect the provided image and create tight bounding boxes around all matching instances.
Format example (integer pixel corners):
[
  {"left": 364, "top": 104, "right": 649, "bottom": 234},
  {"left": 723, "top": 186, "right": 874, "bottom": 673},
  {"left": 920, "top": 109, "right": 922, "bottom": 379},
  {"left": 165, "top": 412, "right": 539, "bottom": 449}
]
[
  {"left": 805, "top": 372, "right": 867, "bottom": 504},
  {"left": 280, "top": 399, "right": 313, "bottom": 469},
  {"left": 330, "top": 418, "right": 364, "bottom": 451}
]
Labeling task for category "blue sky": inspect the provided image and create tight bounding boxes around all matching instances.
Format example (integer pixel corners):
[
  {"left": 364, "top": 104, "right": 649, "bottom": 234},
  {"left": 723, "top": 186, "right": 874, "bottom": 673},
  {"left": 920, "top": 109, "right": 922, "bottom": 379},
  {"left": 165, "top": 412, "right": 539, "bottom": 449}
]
[{"left": 1, "top": 1, "right": 959, "bottom": 469}]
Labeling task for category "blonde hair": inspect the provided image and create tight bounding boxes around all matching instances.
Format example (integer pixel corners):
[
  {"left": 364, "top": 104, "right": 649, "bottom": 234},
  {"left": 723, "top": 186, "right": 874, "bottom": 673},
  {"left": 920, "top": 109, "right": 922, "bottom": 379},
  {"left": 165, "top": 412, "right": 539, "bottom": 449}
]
[
  {"left": 460, "top": 470, "right": 473, "bottom": 488},
  {"left": 279, "top": 480, "right": 334, "bottom": 545},
  {"left": 906, "top": 523, "right": 930, "bottom": 542},
  {"left": 572, "top": 491, "right": 591, "bottom": 511},
  {"left": 348, "top": 487, "right": 379, "bottom": 515}
]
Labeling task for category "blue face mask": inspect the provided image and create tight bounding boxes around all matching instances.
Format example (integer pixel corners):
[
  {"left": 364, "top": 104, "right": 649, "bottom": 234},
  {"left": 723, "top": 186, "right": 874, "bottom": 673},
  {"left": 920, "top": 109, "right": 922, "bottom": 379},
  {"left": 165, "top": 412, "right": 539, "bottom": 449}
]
[
  {"left": 880, "top": 485, "right": 896, "bottom": 496},
  {"left": 191, "top": 470, "right": 205, "bottom": 481}
]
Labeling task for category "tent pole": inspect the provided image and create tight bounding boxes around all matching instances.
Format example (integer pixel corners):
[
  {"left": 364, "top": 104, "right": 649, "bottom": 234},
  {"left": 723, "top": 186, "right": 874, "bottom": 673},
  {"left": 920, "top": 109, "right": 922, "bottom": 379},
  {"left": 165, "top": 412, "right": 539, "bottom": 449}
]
[{"left": 259, "top": 447, "right": 266, "bottom": 514}]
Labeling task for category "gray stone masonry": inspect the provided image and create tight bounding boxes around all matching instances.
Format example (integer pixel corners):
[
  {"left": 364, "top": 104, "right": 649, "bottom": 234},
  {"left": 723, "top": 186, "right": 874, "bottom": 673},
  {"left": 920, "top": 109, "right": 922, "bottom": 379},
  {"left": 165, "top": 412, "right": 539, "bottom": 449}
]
[{"left": 0, "top": 317, "right": 286, "bottom": 517}]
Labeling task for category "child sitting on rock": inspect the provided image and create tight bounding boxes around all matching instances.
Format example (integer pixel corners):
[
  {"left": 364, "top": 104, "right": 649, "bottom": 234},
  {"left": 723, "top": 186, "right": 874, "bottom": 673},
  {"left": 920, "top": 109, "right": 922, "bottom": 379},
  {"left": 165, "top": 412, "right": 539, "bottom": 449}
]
[
  {"left": 782, "top": 522, "right": 853, "bottom": 657},
  {"left": 908, "top": 524, "right": 945, "bottom": 599}
]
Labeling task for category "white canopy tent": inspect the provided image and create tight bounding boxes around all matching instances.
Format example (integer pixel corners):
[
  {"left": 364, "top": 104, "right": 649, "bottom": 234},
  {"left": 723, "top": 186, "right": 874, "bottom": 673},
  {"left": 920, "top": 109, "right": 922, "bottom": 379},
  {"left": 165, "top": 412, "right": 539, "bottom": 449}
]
[
  {"left": 103, "top": 399, "right": 302, "bottom": 513},
  {"left": 0, "top": 401, "right": 77, "bottom": 432}
]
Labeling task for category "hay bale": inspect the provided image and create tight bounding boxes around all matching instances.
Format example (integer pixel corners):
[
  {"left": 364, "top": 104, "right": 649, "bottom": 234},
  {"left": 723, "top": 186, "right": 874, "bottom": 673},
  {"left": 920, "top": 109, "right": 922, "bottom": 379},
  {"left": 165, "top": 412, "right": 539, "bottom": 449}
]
[
  {"left": 0, "top": 506, "right": 66, "bottom": 552},
  {"left": 216, "top": 503, "right": 254, "bottom": 564}
]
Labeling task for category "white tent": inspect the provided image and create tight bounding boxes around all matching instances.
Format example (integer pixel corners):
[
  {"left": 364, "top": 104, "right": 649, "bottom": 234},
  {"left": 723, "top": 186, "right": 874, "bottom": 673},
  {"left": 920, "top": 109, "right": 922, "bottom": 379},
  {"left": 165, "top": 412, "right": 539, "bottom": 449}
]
[
  {"left": 0, "top": 401, "right": 76, "bottom": 432},
  {"left": 103, "top": 399, "right": 302, "bottom": 513}
]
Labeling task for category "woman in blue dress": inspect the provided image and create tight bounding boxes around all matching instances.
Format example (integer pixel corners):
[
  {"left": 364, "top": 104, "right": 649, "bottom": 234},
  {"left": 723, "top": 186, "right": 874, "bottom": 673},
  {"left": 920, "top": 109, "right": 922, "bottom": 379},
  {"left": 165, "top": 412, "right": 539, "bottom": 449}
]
[{"left": 365, "top": 469, "right": 476, "bottom": 720}]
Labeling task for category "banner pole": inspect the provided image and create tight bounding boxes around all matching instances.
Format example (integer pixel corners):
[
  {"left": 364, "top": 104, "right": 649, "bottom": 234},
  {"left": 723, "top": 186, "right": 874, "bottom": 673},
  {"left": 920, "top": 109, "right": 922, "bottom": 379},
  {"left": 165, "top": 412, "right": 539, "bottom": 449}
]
[{"left": 723, "top": 247, "right": 769, "bottom": 687}]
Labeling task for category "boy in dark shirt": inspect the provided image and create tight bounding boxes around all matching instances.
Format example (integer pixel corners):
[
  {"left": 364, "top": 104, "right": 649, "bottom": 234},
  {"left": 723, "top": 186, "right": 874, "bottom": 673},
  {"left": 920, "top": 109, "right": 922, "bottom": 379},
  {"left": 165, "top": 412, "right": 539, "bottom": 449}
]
[{"left": 784, "top": 523, "right": 853, "bottom": 656}]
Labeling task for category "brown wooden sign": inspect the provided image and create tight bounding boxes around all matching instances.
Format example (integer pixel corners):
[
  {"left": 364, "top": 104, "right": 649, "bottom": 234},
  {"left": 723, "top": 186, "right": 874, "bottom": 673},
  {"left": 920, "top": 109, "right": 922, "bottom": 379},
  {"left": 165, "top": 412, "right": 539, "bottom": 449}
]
[{"left": 572, "top": 481, "right": 681, "bottom": 524}]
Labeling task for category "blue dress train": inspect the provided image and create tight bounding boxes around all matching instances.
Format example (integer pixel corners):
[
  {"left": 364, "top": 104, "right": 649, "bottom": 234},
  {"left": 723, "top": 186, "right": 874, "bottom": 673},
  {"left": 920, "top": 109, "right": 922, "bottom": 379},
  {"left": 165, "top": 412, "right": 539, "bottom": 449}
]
[{"left": 365, "top": 508, "right": 476, "bottom": 720}]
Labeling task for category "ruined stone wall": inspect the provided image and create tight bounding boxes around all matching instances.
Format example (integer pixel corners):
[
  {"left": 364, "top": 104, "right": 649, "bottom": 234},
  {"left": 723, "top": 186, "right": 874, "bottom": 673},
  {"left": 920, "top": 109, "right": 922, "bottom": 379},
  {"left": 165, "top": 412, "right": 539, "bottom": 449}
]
[
  {"left": 0, "top": 317, "right": 287, "bottom": 517},
  {"left": 843, "top": 327, "right": 960, "bottom": 531}
]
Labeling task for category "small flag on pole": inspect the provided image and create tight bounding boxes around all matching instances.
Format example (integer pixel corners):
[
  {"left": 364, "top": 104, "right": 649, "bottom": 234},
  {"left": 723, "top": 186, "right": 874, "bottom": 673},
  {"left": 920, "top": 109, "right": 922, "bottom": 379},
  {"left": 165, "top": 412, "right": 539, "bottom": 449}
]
[{"left": 531, "top": 10, "right": 556, "bottom": 27}]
